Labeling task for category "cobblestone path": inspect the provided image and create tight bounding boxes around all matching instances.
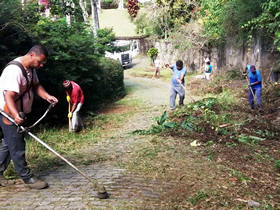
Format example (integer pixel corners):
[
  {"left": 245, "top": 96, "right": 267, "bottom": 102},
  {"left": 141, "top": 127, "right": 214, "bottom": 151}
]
[
  {"left": 0, "top": 73, "right": 179, "bottom": 209},
  {"left": 0, "top": 163, "right": 176, "bottom": 209}
]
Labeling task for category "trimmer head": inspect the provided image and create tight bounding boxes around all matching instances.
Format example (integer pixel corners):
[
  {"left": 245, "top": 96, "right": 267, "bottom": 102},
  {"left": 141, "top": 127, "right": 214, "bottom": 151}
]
[{"left": 97, "top": 191, "right": 109, "bottom": 199}]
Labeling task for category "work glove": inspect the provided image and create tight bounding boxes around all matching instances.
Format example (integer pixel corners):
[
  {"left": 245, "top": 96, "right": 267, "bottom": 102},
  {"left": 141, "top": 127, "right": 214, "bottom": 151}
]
[
  {"left": 68, "top": 112, "right": 73, "bottom": 118},
  {"left": 66, "top": 95, "right": 70, "bottom": 103},
  {"left": 248, "top": 83, "right": 253, "bottom": 87}
]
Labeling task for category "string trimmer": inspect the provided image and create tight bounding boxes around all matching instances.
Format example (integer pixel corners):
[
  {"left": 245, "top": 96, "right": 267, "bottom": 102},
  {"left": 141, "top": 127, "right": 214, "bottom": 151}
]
[{"left": 0, "top": 103, "right": 109, "bottom": 199}]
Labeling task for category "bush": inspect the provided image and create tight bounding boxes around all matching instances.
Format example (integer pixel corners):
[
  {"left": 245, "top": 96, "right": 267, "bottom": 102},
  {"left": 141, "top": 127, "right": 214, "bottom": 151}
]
[
  {"left": 101, "top": 0, "right": 118, "bottom": 9},
  {"left": 0, "top": 1, "right": 38, "bottom": 70},
  {"left": 147, "top": 47, "right": 158, "bottom": 63},
  {"left": 31, "top": 18, "right": 124, "bottom": 121},
  {"left": 97, "top": 57, "right": 125, "bottom": 99}
]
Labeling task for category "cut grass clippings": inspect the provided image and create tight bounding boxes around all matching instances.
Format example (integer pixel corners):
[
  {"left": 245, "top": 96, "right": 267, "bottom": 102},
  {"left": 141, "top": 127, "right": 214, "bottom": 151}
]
[{"left": 129, "top": 70, "right": 280, "bottom": 209}]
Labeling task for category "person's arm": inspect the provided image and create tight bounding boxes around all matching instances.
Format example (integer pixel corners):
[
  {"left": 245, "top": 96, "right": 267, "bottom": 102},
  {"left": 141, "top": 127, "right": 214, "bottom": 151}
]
[
  {"left": 250, "top": 80, "right": 261, "bottom": 86},
  {"left": 70, "top": 103, "right": 77, "bottom": 113},
  {"left": 177, "top": 74, "right": 185, "bottom": 84},
  {"left": 34, "top": 83, "right": 58, "bottom": 105},
  {"left": 242, "top": 67, "right": 248, "bottom": 77},
  {"left": 4, "top": 91, "right": 24, "bottom": 124},
  {"left": 250, "top": 72, "right": 262, "bottom": 86},
  {"left": 69, "top": 87, "right": 81, "bottom": 115},
  {"left": 177, "top": 68, "right": 186, "bottom": 84},
  {"left": 165, "top": 64, "right": 174, "bottom": 71}
]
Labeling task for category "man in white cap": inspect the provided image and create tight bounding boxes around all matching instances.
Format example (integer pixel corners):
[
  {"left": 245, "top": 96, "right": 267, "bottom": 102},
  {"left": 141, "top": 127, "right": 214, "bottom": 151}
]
[{"left": 63, "top": 80, "right": 84, "bottom": 132}]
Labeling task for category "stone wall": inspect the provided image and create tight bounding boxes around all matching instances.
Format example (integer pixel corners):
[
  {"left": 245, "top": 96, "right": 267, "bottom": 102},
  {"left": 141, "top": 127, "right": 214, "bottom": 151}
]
[{"left": 143, "top": 38, "right": 280, "bottom": 81}]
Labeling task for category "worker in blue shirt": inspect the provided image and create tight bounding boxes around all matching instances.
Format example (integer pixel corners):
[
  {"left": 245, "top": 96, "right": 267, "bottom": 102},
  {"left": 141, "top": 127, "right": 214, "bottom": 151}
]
[
  {"left": 166, "top": 60, "right": 187, "bottom": 110},
  {"left": 245, "top": 65, "right": 262, "bottom": 109}
]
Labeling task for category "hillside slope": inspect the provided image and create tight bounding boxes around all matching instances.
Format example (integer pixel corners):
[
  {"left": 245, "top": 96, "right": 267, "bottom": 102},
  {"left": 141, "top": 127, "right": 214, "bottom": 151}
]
[{"left": 99, "top": 9, "right": 138, "bottom": 37}]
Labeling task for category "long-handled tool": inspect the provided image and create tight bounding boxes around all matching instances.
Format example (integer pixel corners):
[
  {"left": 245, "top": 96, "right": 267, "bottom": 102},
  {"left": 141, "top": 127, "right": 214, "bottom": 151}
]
[
  {"left": 176, "top": 79, "right": 196, "bottom": 103},
  {"left": 241, "top": 65, "right": 256, "bottom": 98},
  {"left": 19, "top": 103, "right": 53, "bottom": 133},
  {"left": 0, "top": 108, "right": 109, "bottom": 199},
  {"left": 68, "top": 101, "right": 72, "bottom": 132},
  {"left": 245, "top": 75, "right": 256, "bottom": 99}
]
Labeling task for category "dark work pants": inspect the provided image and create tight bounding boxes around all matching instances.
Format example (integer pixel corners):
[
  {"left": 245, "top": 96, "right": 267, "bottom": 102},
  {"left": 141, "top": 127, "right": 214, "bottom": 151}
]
[
  {"left": 0, "top": 115, "right": 32, "bottom": 180},
  {"left": 170, "top": 85, "right": 185, "bottom": 109},
  {"left": 248, "top": 87, "right": 262, "bottom": 109}
]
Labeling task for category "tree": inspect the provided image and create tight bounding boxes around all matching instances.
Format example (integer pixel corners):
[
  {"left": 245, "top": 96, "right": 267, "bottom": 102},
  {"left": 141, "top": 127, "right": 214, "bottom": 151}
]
[
  {"left": 147, "top": 47, "right": 158, "bottom": 63},
  {"left": 134, "top": 3, "right": 172, "bottom": 39},
  {"left": 243, "top": 0, "right": 280, "bottom": 51},
  {"left": 79, "top": 0, "right": 89, "bottom": 23},
  {"left": 156, "top": 0, "right": 197, "bottom": 27},
  {"left": 134, "top": 0, "right": 198, "bottom": 39},
  {"left": 199, "top": 0, "right": 265, "bottom": 45},
  {"left": 97, "top": 0, "right": 101, "bottom": 13},
  {"left": 90, "top": 0, "right": 99, "bottom": 36},
  {"left": 118, "top": 0, "right": 124, "bottom": 9},
  {"left": 49, "top": 0, "right": 99, "bottom": 36},
  {"left": 127, "top": 0, "right": 139, "bottom": 18}
]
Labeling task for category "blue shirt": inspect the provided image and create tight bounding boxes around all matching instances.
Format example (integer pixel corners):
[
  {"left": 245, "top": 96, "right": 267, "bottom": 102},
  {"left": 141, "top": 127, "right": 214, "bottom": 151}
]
[
  {"left": 171, "top": 65, "right": 187, "bottom": 87},
  {"left": 205, "top": 65, "right": 212, "bottom": 73},
  {"left": 249, "top": 70, "right": 262, "bottom": 89}
]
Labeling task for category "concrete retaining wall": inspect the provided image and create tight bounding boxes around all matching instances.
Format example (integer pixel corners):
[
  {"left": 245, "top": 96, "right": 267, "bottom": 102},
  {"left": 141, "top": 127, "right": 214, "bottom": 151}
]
[{"left": 141, "top": 37, "right": 280, "bottom": 81}]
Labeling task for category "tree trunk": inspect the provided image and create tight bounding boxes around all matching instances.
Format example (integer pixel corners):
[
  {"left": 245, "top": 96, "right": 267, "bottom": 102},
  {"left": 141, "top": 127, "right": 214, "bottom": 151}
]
[
  {"left": 79, "top": 0, "right": 89, "bottom": 23},
  {"left": 66, "top": 0, "right": 71, "bottom": 26},
  {"left": 118, "top": 0, "right": 124, "bottom": 10},
  {"left": 66, "top": 1, "right": 75, "bottom": 26},
  {"left": 97, "top": 0, "right": 101, "bottom": 14},
  {"left": 90, "top": 0, "right": 99, "bottom": 36}
]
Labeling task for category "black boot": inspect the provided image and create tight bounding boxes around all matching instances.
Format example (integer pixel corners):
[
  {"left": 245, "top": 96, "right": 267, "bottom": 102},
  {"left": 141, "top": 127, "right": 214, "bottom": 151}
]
[{"left": 23, "top": 176, "right": 48, "bottom": 190}]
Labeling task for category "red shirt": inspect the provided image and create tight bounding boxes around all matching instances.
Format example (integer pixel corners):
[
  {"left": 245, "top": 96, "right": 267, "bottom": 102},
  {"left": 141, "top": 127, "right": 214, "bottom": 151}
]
[{"left": 69, "top": 81, "right": 84, "bottom": 104}]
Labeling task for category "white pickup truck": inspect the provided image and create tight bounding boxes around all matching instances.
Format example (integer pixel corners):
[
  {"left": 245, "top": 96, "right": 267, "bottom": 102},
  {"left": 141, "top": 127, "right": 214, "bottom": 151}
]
[
  {"left": 105, "top": 51, "right": 132, "bottom": 68},
  {"left": 105, "top": 40, "right": 136, "bottom": 68}
]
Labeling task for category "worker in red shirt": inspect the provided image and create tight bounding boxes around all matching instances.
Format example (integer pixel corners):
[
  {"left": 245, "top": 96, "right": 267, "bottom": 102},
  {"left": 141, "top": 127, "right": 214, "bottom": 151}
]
[{"left": 63, "top": 80, "right": 84, "bottom": 132}]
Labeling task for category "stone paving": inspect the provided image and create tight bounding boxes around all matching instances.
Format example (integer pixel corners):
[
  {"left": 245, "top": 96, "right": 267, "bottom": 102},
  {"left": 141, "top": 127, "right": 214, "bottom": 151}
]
[
  {"left": 0, "top": 163, "right": 176, "bottom": 209},
  {"left": 0, "top": 74, "right": 177, "bottom": 209}
]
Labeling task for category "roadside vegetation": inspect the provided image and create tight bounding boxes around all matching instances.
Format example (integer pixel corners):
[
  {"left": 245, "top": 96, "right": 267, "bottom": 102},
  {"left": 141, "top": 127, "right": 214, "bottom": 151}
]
[{"left": 135, "top": 0, "right": 280, "bottom": 52}]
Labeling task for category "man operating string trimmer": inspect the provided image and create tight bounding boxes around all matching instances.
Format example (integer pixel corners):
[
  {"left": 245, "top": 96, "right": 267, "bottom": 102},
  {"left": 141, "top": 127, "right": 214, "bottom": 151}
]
[
  {"left": 0, "top": 45, "right": 109, "bottom": 198},
  {"left": 0, "top": 45, "right": 58, "bottom": 189}
]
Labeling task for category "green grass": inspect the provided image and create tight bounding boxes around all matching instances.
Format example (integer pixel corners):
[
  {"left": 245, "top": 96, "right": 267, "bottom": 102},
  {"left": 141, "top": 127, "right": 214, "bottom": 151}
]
[
  {"left": 127, "top": 66, "right": 174, "bottom": 82},
  {"left": 99, "top": 9, "right": 138, "bottom": 37},
  {"left": 188, "top": 189, "right": 209, "bottom": 206}
]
